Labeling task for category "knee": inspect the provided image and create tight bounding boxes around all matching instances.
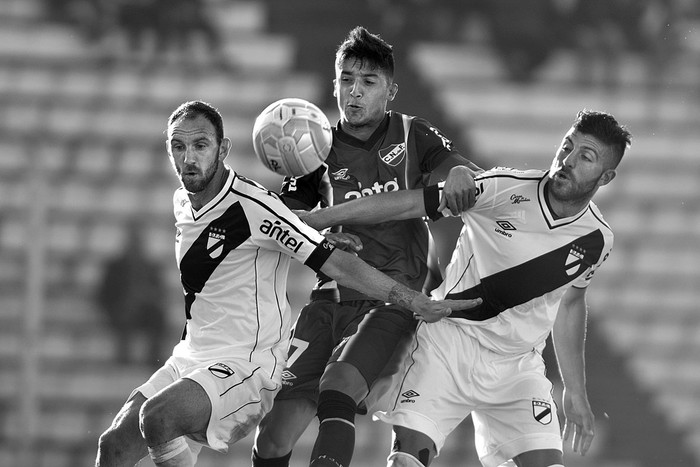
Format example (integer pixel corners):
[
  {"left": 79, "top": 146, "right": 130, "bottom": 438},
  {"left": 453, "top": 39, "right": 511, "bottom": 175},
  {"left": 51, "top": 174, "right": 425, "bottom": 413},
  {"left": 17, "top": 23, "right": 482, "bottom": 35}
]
[
  {"left": 255, "top": 417, "right": 293, "bottom": 457},
  {"left": 387, "top": 451, "right": 427, "bottom": 467},
  {"left": 390, "top": 426, "right": 436, "bottom": 466},
  {"left": 139, "top": 397, "right": 168, "bottom": 443},
  {"left": 319, "top": 362, "right": 367, "bottom": 402}
]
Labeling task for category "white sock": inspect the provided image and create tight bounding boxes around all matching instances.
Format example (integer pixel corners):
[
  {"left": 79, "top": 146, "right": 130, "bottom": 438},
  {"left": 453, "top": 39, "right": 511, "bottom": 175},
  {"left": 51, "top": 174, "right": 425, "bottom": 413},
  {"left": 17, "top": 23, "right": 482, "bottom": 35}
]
[{"left": 148, "top": 436, "right": 193, "bottom": 467}]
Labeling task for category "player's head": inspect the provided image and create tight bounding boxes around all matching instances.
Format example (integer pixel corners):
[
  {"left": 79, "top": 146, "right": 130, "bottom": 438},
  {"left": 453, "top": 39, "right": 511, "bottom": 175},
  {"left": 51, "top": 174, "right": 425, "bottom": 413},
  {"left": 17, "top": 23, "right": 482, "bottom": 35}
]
[
  {"left": 166, "top": 100, "right": 231, "bottom": 194},
  {"left": 571, "top": 109, "right": 631, "bottom": 168},
  {"left": 335, "top": 26, "right": 395, "bottom": 79},
  {"left": 548, "top": 109, "right": 631, "bottom": 213},
  {"left": 333, "top": 26, "right": 398, "bottom": 133},
  {"left": 168, "top": 100, "right": 225, "bottom": 145}
]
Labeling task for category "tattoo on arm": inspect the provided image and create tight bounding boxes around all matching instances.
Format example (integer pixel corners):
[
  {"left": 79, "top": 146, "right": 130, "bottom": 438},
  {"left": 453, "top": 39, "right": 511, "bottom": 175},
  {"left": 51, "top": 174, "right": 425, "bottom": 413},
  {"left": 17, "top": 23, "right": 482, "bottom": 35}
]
[{"left": 388, "top": 285, "right": 418, "bottom": 308}]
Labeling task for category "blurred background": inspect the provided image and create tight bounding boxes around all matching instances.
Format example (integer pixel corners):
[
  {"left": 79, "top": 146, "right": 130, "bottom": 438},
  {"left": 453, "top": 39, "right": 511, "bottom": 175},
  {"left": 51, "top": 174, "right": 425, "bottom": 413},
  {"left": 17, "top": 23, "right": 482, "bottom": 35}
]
[{"left": 1, "top": 0, "right": 699, "bottom": 465}]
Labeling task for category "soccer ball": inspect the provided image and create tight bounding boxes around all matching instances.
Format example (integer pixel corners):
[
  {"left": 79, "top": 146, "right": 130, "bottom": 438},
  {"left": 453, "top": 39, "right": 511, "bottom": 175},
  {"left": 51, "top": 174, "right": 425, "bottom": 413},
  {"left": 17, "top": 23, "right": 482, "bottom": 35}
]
[{"left": 252, "top": 98, "right": 333, "bottom": 177}]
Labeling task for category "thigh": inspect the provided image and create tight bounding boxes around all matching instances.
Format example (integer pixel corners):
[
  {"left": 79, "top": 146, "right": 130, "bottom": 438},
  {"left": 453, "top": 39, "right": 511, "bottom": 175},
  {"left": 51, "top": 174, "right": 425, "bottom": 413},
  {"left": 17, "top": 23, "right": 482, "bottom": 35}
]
[
  {"left": 472, "top": 352, "right": 562, "bottom": 467},
  {"left": 512, "top": 448, "right": 563, "bottom": 467},
  {"left": 185, "top": 359, "right": 280, "bottom": 452},
  {"left": 276, "top": 300, "right": 369, "bottom": 403},
  {"left": 141, "top": 377, "right": 211, "bottom": 445},
  {"left": 374, "top": 321, "right": 470, "bottom": 454},
  {"left": 391, "top": 424, "right": 437, "bottom": 466},
  {"left": 332, "top": 304, "right": 418, "bottom": 387},
  {"left": 254, "top": 397, "right": 318, "bottom": 456}
]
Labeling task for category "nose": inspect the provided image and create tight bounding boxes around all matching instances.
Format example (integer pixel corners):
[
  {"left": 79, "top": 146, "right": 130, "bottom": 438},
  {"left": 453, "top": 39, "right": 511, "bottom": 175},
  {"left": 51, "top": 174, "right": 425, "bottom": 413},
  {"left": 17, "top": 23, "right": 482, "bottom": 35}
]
[
  {"left": 562, "top": 152, "right": 576, "bottom": 168},
  {"left": 350, "top": 81, "right": 362, "bottom": 97},
  {"left": 183, "top": 146, "right": 196, "bottom": 164}
]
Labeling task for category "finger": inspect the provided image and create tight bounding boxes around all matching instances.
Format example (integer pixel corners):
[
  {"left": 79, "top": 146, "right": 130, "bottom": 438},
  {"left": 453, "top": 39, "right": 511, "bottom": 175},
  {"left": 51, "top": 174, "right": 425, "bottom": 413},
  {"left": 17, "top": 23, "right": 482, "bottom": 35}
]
[
  {"left": 438, "top": 196, "right": 448, "bottom": 213},
  {"left": 449, "top": 195, "right": 460, "bottom": 216},
  {"left": 446, "top": 298, "right": 482, "bottom": 310},
  {"left": 562, "top": 420, "right": 571, "bottom": 442}
]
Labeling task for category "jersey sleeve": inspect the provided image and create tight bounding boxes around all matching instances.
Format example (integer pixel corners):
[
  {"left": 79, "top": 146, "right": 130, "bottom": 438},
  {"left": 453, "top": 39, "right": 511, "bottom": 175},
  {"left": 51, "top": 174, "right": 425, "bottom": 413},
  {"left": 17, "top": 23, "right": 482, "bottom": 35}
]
[
  {"left": 279, "top": 165, "right": 329, "bottom": 210},
  {"left": 411, "top": 117, "right": 464, "bottom": 173},
  {"left": 244, "top": 189, "right": 335, "bottom": 272},
  {"left": 572, "top": 232, "right": 614, "bottom": 289}
]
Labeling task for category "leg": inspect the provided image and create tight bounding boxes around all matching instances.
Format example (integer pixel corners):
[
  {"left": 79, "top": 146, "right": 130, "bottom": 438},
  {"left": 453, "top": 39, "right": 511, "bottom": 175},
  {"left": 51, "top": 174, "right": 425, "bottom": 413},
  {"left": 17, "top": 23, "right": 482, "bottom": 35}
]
[
  {"left": 387, "top": 425, "right": 436, "bottom": 467},
  {"left": 310, "top": 306, "right": 417, "bottom": 467},
  {"left": 253, "top": 398, "right": 317, "bottom": 464},
  {"left": 252, "top": 299, "right": 363, "bottom": 467},
  {"left": 140, "top": 377, "right": 211, "bottom": 466},
  {"left": 512, "top": 449, "right": 563, "bottom": 467},
  {"left": 96, "top": 392, "right": 149, "bottom": 467}
]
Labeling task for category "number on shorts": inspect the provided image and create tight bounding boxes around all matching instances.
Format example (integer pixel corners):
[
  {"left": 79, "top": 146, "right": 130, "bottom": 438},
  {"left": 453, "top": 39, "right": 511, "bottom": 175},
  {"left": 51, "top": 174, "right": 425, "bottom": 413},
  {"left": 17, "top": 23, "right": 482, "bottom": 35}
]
[{"left": 286, "top": 337, "right": 309, "bottom": 368}]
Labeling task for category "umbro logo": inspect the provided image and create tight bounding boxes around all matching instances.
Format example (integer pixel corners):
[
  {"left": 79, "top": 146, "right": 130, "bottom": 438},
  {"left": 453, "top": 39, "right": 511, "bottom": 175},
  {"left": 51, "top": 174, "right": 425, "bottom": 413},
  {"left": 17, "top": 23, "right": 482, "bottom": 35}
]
[
  {"left": 331, "top": 168, "right": 351, "bottom": 181},
  {"left": 495, "top": 220, "right": 516, "bottom": 238},
  {"left": 400, "top": 390, "right": 419, "bottom": 403}
]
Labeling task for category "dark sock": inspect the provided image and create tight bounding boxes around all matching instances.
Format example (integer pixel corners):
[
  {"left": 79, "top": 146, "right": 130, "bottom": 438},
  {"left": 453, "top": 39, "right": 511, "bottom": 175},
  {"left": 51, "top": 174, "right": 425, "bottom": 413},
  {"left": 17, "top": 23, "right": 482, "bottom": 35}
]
[
  {"left": 251, "top": 448, "right": 292, "bottom": 467},
  {"left": 310, "top": 390, "right": 357, "bottom": 467}
]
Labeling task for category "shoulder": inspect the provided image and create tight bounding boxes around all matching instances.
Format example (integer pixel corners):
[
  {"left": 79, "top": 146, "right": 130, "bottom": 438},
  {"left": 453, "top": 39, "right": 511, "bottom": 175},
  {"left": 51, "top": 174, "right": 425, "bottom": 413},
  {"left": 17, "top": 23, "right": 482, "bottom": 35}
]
[
  {"left": 479, "top": 166, "right": 545, "bottom": 180},
  {"left": 588, "top": 200, "right": 614, "bottom": 237}
]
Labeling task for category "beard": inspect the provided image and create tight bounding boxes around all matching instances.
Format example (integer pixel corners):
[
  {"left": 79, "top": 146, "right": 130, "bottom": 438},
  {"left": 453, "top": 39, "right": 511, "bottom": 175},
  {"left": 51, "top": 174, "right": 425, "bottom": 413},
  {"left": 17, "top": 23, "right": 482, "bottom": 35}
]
[
  {"left": 179, "top": 162, "right": 218, "bottom": 193},
  {"left": 548, "top": 172, "right": 599, "bottom": 206}
]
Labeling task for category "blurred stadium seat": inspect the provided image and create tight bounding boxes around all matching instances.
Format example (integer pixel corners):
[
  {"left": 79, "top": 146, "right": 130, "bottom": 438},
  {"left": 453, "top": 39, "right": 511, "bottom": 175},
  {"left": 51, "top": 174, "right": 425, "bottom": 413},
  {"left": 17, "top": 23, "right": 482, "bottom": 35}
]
[{"left": 1, "top": 1, "right": 699, "bottom": 466}]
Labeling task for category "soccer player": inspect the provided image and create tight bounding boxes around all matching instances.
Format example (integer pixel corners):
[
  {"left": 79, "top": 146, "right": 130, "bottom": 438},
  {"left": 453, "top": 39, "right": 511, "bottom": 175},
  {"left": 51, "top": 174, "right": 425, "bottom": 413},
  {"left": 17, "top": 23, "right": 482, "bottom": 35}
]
[
  {"left": 252, "top": 26, "right": 482, "bottom": 467},
  {"left": 93, "top": 101, "right": 481, "bottom": 467},
  {"left": 302, "top": 109, "right": 632, "bottom": 467}
]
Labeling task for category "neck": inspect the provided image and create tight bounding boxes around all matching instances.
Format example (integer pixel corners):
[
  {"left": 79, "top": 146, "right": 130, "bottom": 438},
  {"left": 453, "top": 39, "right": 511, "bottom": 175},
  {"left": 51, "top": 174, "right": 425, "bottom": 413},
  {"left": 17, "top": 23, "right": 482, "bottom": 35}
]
[{"left": 545, "top": 181, "right": 590, "bottom": 219}]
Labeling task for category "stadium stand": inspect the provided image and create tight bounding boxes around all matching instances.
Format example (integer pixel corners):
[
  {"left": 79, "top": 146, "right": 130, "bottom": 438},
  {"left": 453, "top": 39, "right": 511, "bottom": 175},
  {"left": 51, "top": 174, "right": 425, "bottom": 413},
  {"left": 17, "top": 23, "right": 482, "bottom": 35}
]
[{"left": 1, "top": 0, "right": 699, "bottom": 466}]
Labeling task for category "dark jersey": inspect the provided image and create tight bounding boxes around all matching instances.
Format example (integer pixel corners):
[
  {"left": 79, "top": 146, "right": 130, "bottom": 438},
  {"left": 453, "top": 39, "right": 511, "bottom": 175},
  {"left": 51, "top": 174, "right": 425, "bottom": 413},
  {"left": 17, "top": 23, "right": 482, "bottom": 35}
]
[{"left": 281, "top": 111, "right": 464, "bottom": 301}]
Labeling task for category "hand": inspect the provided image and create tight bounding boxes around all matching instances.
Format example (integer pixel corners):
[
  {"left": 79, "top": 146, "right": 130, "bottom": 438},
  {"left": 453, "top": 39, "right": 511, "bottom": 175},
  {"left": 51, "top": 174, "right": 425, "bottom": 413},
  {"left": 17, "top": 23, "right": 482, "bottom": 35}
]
[
  {"left": 411, "top": 296, "right": 482, "bottom": 323},
  {"left": 562, "top": 388, "right": 595, "bottom": 456},
  {"left": 324, "top": 232, "right": 362, "bottom": 253},
  {"left": 439, "top": 165, "right": 477, "bottom": 215}
]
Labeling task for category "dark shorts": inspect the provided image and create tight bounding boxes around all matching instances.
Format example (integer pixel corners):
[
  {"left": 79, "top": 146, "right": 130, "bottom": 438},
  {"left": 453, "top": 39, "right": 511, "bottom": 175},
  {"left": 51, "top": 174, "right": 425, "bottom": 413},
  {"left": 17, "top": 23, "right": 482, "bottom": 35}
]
[{"left": 276, "top": 299, "right": 417, "bottom": 404}]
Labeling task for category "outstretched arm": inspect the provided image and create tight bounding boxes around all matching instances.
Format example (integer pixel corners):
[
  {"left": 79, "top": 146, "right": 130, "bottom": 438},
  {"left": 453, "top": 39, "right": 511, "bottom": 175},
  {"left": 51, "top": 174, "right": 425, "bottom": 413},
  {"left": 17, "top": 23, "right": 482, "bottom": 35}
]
[
  {"left": 320, "top": 248, "right": 480, "bottom": 322},
  {"left": 301, "top": 188, "right": 430, "bottom": 230},
  {"left": 552, "top": 286, "right": 595, "bottom": 456}
]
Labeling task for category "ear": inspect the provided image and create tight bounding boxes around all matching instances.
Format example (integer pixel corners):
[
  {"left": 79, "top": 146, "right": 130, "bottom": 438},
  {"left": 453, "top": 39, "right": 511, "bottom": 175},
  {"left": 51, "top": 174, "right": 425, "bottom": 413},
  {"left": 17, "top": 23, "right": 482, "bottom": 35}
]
[
  {"left": 388, "top": 82, "right": 398, "bottom": 101},
  {"left": 598, "top": 169, "right": 616, "bottom": 187},
  {"left": 219, "top": 138, "right": 231, "bottom": 161},
  {"left": 332, "top": 78, "right": 338, "bottom": 97}
]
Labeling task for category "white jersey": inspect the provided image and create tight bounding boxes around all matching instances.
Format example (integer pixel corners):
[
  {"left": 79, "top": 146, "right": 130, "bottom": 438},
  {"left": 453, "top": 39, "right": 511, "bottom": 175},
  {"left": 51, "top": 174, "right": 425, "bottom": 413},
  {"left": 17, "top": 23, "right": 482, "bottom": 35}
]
[
  {"left": 171, "top": 169, "right": 334, "bottom": 379},
  {"left": 431, "top": 167, "right": 613, "bottom": 354}
]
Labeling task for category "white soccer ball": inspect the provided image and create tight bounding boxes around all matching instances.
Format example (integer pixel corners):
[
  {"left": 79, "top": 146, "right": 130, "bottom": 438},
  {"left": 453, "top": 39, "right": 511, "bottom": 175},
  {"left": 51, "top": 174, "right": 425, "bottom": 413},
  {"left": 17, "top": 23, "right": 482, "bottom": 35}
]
[{"left": 252, "top": 98, "right": 333, "bottom": 177}]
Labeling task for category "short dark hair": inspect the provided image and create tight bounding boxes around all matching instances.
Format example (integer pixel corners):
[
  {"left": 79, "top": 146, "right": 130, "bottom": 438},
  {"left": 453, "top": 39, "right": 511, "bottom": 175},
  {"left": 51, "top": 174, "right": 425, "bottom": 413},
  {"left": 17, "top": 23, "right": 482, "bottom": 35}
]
[
  {"left": 335, "top": 26, "right": 394, "bottom": 79},
  {"left": 168, "top": 100, "right": 224, "bottom": 145},
  {"left": 573, "top": 109, "right": 631, "bottom": 166}
]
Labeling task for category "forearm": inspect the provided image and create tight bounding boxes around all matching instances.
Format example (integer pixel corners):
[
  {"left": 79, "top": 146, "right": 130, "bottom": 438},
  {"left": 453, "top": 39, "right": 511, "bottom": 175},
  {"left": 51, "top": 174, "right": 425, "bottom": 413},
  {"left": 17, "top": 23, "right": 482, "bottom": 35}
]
[
  {"left": 320, "top": 249, "right": 420, "bottom": 310},
  {"left": 553, "top": 297, "right": 588, "bottom": 393},
  {"left": 303, "top": 189, "right": 427, "bottom": 230}
]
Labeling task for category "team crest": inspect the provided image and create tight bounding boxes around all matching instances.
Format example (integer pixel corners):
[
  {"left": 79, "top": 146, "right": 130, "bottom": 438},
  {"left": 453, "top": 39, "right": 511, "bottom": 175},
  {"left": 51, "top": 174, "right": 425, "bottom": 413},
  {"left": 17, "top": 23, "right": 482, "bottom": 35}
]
[
  {"left": 532, "top": 400, "right": 552, "bottom": 425},
  {"left": 565, "top": 243, "right": 586, "bottom": 276},
  {"left": 208, "top": 362, "right": 235, "bottom": 379},
  {"left": 207, "top": 227, "right": 226, "bottom": 259},
  {"left": 378, "top": 143, "right": 406, "bottom": 166}
]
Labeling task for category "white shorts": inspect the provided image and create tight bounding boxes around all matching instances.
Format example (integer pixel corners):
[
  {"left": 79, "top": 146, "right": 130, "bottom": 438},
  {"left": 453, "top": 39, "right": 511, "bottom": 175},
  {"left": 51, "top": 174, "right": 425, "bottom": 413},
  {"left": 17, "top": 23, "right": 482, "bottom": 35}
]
[
  {"left": 133, "top": 354, "right": 280, "bottom": 452},
  {"left": 374, "top": 321, "right": 562, "bottom": 467}
]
